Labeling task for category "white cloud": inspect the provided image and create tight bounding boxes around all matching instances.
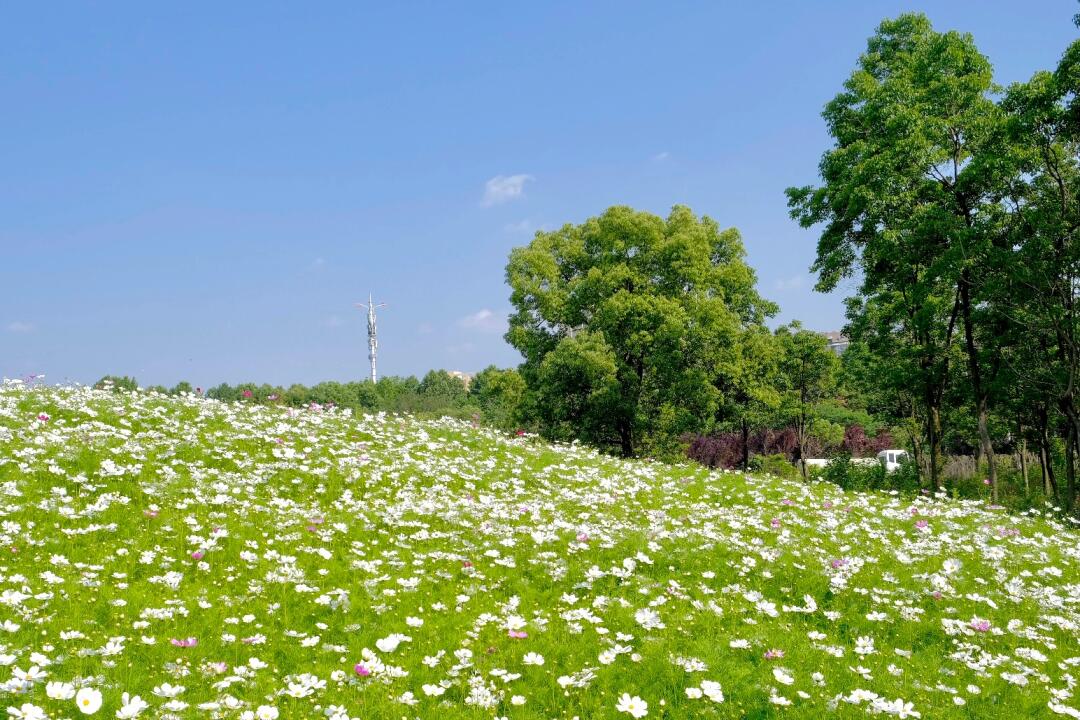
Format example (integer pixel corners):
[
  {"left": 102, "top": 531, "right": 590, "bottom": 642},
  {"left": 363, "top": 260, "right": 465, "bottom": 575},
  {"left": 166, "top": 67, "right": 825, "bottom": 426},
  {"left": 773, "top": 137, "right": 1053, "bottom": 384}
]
[
  {"left": 482, "top": 174, "right": 533, "bottom": 206},
  {"left": 458, "top": 309, "right": 506, "bottom": 333},
  {"left": 6, "top": 321, "right": 34, "bottom": 333},
  {"left": 309, "top": 257, "right": 326, "bottom": 270},
  {"left": 774, "top": 275, "right": 806, "bottom": 291},
  {"left": 321, "top": 315, "right": 344, "bottom": 328},
  {"left": 652, "top": 151, "right": 670, "bottom": 162}
]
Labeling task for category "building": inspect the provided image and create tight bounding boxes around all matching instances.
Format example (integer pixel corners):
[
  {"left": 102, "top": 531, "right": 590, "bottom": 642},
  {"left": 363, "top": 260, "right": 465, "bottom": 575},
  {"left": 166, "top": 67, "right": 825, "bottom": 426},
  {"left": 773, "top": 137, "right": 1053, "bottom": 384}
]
[
  {"left": 822, "top": 331, "right": 850, "bottom": 355},
  {"left": 447, "top": 370, "right": 474, "bottom": 388}
]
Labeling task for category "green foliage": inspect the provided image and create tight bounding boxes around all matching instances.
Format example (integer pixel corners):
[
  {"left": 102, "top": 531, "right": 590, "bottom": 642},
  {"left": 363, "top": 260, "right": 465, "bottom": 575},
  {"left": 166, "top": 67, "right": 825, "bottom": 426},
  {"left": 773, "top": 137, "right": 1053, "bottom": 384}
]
[
  {"left": 93, "top": 375, "right": 139, "bottom": 392},
  {"left": 749, "top": 453, "right": 798, "bottom": 480},
  {"left": 468, "top": 365, "right": 526, "bottom": 430},
  {"left": 506, "top": 204, "right": 775, "bottom": 456},
  {"left": 774, "top": 323, "right": 839, "bottom": 477}
]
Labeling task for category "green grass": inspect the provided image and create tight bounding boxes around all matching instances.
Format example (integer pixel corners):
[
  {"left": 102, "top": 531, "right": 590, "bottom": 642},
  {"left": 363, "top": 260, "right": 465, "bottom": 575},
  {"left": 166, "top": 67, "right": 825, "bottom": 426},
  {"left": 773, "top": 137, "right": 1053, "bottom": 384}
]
[{"left": 0, "top": 380, "right": 1078, "bottom": 719}]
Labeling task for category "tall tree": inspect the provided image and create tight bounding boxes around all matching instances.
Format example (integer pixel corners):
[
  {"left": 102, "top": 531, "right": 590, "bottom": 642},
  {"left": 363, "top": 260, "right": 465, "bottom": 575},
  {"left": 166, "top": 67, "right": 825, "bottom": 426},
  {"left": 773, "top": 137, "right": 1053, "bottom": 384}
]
[
  {"left": 996, "top": 41, "right": 1080, "bottom": 511},
  {"left": 775, "top": 323, "right": 839, "bottom": 479},
  {"left": 505, "top": 205, "right": 775, "bottom": 456},
  {"left": 787, "top": 13, "right": 1005, "bottom": 494}
]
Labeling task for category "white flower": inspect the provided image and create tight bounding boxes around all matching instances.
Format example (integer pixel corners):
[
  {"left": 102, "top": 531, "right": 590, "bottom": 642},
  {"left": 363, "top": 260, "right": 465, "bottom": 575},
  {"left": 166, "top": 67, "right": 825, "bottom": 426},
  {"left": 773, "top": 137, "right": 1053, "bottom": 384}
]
[
  {"left": 511, "top": 696, "right": 525, "bottom": 706},
  {"left": 700, "top": 680, "right": 724, "bottom": 703},
  {"left": 152, "top": 683, "right": 184, "bottom": 698},
  {"left": 116, "top": 693, "right": 149, "bottom": 718},
  {"left": 7, "top": 704, "right": 46, "bottom": 720},
  {"left": 46, "top": 682, "right": 75, "bottom": 700},
  {"left": 616, "top": 693, "right": 648, "bottom": 718},
  {"left": 773, "top": 668, "right": 794, "bottom": 685},
  {"left": 75, "top": 687, "right": 103, "bottom": 715},
  {"left": 375, "top": 633, "right": 410, "bottom": 653},
  {"left": 634, "top": 608, "right": 664, "bottom": 630},
  {"left": 685, "top": 688, "right": 703, "bottom": 699},
  {"left": 255, "top": 707, "right": 279, "bottom": 720},
  {"left": 421, "top": 684, "right": 445, "bottom": 697},
  {"left": 872, "top": 697, "right": 921, "bottom": 718},
  {"left": 522, "top": 652, "right": 544, "bottom": 666}
]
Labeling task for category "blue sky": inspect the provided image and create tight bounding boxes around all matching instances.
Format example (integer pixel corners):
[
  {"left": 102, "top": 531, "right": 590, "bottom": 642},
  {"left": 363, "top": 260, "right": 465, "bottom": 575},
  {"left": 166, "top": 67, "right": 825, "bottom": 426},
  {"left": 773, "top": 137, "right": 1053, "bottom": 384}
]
[{"left": 2, "top": 2, "right": 1077, "bottom": 387}]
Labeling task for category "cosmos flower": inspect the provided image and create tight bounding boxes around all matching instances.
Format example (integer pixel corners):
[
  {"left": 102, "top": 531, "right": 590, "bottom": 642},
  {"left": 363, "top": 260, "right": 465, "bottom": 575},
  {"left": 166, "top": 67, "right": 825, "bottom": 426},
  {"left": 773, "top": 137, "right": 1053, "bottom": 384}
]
[
  {"left": 74, "top": 687, "right": 102, "bottom": 715},
  {"left": 616, "top": 693, "right": 648, "bottom": 718}
]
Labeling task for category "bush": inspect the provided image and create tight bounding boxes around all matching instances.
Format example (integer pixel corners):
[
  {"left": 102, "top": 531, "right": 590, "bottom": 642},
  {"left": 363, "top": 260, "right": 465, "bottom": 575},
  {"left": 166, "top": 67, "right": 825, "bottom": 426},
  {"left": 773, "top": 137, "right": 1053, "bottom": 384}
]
[
  {"left": 750, "top": 453, "right": 799, "bottom": 479},
  {"left": 819, "top": 452, "right": 920, "bottom": 495}
]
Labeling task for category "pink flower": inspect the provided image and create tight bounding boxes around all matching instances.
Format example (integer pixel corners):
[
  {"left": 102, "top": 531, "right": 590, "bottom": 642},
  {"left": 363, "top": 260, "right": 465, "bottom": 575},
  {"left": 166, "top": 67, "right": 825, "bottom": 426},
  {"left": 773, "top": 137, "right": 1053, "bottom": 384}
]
[
  {"left": 36, "top": 413, "right": 49, "bottom": 422},
  {"left": 764, "top": 649, "right": 784, "bottom": 660},
  {"left": 769, "top": 518, "right": 781, "bottom": 529},
  {"left": 144, "top": 510, "right": 158, "bottom": 519},
  {"left": 983, "top": 477, "right": 991, "bottom": 486},
  {"left": 508, "top": 630, "right": 528, "bottom": 639},
  {"left": 354, "top": 664, "right": 371, "bottom": 677},
  {"left": 914, "top": 519, "right": 929, "bottom": 531},
  {"left": 576, "top": 533, "right": 590, "bottom": 543},
  {"left": 170, "top": 637, "right": 197, "bottom": 648},
  {"left": 242, "top": 390, "right": 253, "bottom": 399},
  {"left": 191, "top": 551, "right": 204, "bottom": 560},
  {"left": 970, "top": 619, "right": 991, "bottom": 632}
]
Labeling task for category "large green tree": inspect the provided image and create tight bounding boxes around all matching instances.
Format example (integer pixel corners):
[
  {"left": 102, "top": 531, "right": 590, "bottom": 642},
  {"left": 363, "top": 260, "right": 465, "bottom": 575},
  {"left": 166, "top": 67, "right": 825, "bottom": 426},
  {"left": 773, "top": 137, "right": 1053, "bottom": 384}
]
[
  {"left": 505, "top": 205, "right": 775, "bottom": 456},
  {"left": 787, "top": 13, "right": 1007, "bottom": 493}
]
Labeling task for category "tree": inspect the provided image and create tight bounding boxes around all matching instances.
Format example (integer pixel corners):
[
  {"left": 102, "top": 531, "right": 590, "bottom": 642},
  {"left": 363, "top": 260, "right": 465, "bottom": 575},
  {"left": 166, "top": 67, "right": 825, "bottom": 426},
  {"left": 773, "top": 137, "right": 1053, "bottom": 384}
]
[
  {"left": 506, "top": 205, "right": 775, "bottom": 456},
  {"left": 775, "top": 323, "right": 839, "bottom": 479},
  {"left": 468, "top": 366, "right": 526, "bottom": 429},
  {"left": 787, "top": 13, "right": 1006, "bottom": 493},
  {"left": 418, "top": 371, "right": 469, "bottom": 405},
  {"left": 715, "top": 325, "right": 781, "bottom": 469}
]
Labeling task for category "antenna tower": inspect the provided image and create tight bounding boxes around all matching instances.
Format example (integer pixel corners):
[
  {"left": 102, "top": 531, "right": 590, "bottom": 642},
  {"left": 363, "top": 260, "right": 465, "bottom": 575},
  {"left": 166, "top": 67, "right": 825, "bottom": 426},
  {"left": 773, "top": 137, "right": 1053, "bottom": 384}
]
[{"left": 355, "top": 294, "right": 387, "bottom": 383}]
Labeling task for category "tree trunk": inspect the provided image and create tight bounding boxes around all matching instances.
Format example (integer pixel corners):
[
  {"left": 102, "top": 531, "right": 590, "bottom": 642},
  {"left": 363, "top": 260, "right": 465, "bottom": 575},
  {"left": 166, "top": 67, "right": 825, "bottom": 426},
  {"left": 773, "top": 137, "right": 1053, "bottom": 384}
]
[
  {"left": 1064, "top": 409, "right": 1080, "bottom": 513},
  {"left": 1038, "top": 418, "right": 1058, "bottom": 501},
  {"left": 1019, "top": 436, "right": 1029, "bottom": 496},
  {"left": 741, "top": 419, "right": 751, "bottom": 471},
  {"left": 926, "top": 403, "right": 943, "bottom": 492},
  {"left": 617, "top": 418, "right": 634, "bottom": 458},
  {"left": 959, "top": 273, "right": 997, "bottom": 502}
]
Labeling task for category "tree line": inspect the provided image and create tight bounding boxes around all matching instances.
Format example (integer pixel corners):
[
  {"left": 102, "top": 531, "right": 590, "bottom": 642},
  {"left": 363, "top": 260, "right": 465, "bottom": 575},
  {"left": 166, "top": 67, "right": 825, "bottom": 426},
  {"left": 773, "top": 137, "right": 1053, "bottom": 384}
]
[{"left": 94, "top": 367, "right": 525, "bottom": 430}]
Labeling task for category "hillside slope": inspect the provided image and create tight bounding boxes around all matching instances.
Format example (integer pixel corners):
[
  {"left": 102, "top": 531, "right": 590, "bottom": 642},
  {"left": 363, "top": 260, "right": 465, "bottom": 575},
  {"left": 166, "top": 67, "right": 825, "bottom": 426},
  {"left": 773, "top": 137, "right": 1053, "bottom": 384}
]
[{"left": 1, "top": 381, "right": 1079, "bottom": 718}]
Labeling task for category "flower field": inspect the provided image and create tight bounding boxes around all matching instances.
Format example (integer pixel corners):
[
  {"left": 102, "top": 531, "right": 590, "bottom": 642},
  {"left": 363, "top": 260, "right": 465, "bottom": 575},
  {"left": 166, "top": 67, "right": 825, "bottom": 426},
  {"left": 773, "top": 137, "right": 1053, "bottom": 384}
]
[{"left": 1, "top": 382, "right": 1079, "bottom": 719}]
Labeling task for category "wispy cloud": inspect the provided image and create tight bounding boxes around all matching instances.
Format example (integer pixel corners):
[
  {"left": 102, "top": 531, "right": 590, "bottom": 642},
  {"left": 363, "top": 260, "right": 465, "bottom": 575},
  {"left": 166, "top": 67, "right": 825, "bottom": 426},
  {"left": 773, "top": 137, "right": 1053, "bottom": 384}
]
[
  {"left": 6, "top": 321, "right": 34, "bottom": 334},
  {"left": 321, "top": 315, "right": 344, "bottom": 328},
  {"left": 652, "top": 151, "right": 670, "bottom": 162},
  {"left": 458, "top": 309, "right": 506, "bottom": 334},
  {"left": 482, "top": 174, "right": 533, "bottom": 207},
  {"left": 309, "top": 257, "right": 326, "bottom": 271},
  {"left": 774, "top": 275, "right": 806, "bottom": 291}
]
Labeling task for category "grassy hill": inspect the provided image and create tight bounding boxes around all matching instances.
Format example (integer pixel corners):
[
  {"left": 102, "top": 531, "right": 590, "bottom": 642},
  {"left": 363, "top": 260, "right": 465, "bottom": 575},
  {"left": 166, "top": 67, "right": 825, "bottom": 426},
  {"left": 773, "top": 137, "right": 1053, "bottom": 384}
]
[{"left": 1, "top": 381, "right": 1079, "bottom": 719}]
